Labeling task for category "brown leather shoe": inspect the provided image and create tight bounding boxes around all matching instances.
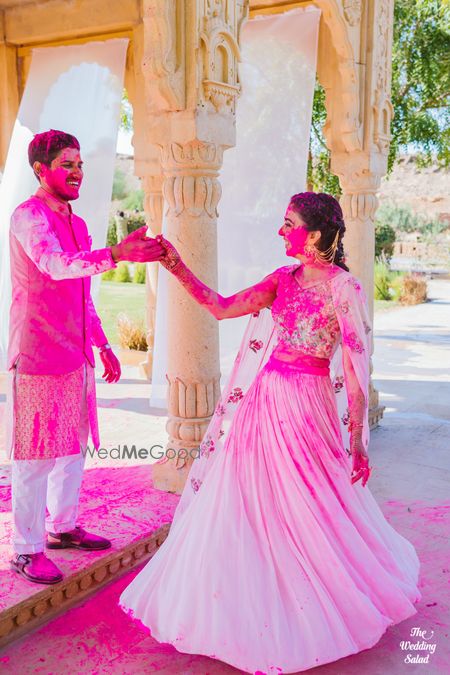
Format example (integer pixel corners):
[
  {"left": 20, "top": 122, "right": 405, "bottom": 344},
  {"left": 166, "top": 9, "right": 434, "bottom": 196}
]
[
  {"left": 11, "top": 552, "right": 63, "bottom": 585},
  {"left": 46, "top": 526, "right": 111, "bottom": 551}
]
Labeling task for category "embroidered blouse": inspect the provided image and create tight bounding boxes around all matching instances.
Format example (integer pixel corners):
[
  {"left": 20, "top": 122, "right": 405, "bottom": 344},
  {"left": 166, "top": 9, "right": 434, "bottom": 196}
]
[{"left": 271, "top": 265, "right": 341, "bottom": 360}]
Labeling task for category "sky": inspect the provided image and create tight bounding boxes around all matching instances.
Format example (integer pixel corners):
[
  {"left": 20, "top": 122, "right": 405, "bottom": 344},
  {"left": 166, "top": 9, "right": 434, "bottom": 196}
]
[{"left": 116, "top": 128, "right": 134, "bottom": 155}]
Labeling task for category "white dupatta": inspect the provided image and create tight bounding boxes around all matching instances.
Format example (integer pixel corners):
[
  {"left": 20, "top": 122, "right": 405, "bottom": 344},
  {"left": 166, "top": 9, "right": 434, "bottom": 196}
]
[{"left": 171, "top": 269, "right": 372, "bottom": 528}]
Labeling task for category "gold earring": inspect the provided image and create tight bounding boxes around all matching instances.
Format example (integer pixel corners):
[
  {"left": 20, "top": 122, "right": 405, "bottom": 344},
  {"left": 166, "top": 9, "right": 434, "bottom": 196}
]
[
  {"left": 309, "top": 230, "right": 340, "bottom": 266},
  {"left": 304, "top": 243, "right": 316, "bottom": 258}
]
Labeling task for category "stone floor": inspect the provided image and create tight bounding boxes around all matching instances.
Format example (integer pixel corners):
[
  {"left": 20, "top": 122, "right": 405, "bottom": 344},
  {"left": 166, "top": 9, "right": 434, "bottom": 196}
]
[{"left": 0, "top": 279, "right": 449, "bottom": 673}]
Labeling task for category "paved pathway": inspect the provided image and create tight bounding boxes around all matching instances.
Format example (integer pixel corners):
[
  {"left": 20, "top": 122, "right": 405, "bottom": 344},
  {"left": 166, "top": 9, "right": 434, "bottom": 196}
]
[{"left": 0, "top": 280, "right": 449, "bottom": 674}]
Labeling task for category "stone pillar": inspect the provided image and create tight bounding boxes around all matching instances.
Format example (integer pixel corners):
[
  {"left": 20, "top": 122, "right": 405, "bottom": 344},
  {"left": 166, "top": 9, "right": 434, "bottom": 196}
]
[
  {"left": 151, "top": 140, "right": 225, "bottom": 492},
  {"left": 334, "top": 166, "right": 386, "bottom": 424},
  {"left": 315, "top": 0, "right": 395, "bottom": 429},
  {"left": 133, "top": 0, "right": 249, "bottom": 492},
  {"left": 0, "top": 37, "right": 19, "bottom": 170},
  {"left": 140, "top": 174, "right": 164, "bottom": 379}
]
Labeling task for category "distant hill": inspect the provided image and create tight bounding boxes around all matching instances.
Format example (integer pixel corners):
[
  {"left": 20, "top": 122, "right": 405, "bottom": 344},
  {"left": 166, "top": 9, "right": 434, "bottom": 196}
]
[{"left": 379, "top": 156, "right": 449, "bottom": 223}]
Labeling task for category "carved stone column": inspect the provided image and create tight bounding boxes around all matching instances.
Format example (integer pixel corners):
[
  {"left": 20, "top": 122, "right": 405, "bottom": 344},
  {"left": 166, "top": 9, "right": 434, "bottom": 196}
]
[
  {"left": 0, "top": 39, "right": 19, "bottom": 170},
  {"left": 151, "top": 140, "right": 224, "bottom": 493},
  {"left": 315, "top": 0, "right": 395, "bottom": 429},
  {"left": 132, "top": 0, "right": 248, "bottom": 492},
  {"left": 334, "top": 167, "right": 385, "bottom": 425}
]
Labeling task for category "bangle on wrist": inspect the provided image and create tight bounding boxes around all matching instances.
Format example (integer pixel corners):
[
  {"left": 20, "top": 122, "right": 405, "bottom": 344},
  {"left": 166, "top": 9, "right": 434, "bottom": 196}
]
[
  {"left": 349, "top": 421, "right": 363, "bottom": 429},
  {"left": 99, "top": 343, "right": 112, "bottom": 353}
]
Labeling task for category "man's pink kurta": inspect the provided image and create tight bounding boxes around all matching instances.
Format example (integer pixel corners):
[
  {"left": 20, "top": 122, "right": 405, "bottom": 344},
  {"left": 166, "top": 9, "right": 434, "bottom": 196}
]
[{"left": 6, "top": 189, "right": 117, "bottom": 460}]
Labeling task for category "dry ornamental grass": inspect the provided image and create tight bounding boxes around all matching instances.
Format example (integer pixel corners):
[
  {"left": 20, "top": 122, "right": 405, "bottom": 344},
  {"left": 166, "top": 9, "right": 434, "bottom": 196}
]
[
  {"left": 117, "top": 313, "right": 148, "bottom": 351},
  {"left": 399, "top": 274, "right": 428, "bottom": 305}
]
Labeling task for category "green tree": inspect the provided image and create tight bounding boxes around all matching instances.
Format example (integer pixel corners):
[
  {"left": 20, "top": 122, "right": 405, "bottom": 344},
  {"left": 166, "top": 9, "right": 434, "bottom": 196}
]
[
  {"left": 120, "top": 90, "right": 133, "bottom": 132},
  {"left": 390, "top": 0, "right": 450, "bottom": 170},
  {"left": 308, "top": 0, "right": 450, "bottom": 191},
  {"left": 112, "top": 167, "right": 127, "bottom": 200}
]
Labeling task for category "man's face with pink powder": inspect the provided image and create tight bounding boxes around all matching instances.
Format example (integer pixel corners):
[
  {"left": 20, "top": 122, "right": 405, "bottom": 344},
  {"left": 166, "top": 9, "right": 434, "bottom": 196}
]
[{"left": 34, "top": 146, "right": 83, "bottom": 202}]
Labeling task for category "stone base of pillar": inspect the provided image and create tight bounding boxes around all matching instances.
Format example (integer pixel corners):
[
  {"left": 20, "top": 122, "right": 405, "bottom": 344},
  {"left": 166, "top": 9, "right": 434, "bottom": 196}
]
[
  {"left": 151, "top": 456, "right": 195, "bottom": 495},
  {"left": 368, "top": 381, "right": 385, "bottom": 429},
  {"left": 369, "top": 404, "right": 385, "bottom": 429},
  {"left": 139, "top": 355, "right": 152, "bottom": 381}
]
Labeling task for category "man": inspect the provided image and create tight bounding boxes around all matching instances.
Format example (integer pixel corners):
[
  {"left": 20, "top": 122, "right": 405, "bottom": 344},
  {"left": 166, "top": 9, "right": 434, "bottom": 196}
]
[{"left": 7, "top": 129, "right": 164, "bottom": 584}]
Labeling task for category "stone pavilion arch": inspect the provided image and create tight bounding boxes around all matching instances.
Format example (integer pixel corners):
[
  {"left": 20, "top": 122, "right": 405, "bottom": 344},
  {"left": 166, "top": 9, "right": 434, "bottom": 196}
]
[{"left": 0, "top": 0, "right": 393, "bottom": 493}]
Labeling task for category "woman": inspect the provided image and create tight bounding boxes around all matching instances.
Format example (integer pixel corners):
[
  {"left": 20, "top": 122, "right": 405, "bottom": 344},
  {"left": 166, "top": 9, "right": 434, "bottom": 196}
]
[{"left": 120, "top": 193, "right": 421, "bottom": 674}]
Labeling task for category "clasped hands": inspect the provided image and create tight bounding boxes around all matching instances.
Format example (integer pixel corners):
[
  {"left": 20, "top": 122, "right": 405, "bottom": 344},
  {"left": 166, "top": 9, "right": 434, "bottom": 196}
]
[
  {"left": 103, "top": 230, "right": 180, "bottom": 384},
  {"left": 110, "top": 226, "right": 180, "bottom": 268}
]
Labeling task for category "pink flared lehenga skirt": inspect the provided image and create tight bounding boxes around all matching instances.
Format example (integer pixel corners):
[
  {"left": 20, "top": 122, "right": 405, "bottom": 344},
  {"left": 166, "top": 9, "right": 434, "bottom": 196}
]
[{"left": 120, "top": 358, "right": 421, "bottom": 674}]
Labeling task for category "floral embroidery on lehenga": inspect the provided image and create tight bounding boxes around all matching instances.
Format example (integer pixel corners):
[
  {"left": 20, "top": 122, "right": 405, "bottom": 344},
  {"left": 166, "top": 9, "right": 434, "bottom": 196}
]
[
  {"left": 333, "top": 375, "right": 345, "bottom": 393},
  {"left": 344, "top": 331, "right": 365, "bottom": 353},
  {"left": 200, "top": 435, "right": 215, "bottom": 458},
  {"left": 191, "top": 477, "right": 202, "bottom": 493},
  {"left": 215, "top": 403, "right": 226, "bottom": 416},
  {"left": 228, "top": 387, "right": 244, "bottom": 403},
  {"left": 341, "top": 408, "right": 351, "bottom": 426},
  {"left": 249, "top": 339, "right": 264, "bottom": 353}
]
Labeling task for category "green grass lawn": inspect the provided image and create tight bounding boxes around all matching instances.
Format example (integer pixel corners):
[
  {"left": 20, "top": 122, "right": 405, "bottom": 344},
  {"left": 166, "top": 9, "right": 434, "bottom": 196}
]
[{"left": 97, "top": 281, "right": 146, "bottom": 345}]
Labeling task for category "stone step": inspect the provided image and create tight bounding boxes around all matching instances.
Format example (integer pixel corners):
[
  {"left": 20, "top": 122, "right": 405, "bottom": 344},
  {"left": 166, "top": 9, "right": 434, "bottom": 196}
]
[
  {"left": 0, "top": 524, "right": 170, "bottom": 649},
  {"left": 0, "top": 464, "right": 180, "bottom": 649}
]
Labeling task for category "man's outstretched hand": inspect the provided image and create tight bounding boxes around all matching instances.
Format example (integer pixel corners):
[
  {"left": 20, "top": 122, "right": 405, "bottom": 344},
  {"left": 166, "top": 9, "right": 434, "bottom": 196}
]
[{"left": 110, "top": 226, "right": 165, "bottom": 263}]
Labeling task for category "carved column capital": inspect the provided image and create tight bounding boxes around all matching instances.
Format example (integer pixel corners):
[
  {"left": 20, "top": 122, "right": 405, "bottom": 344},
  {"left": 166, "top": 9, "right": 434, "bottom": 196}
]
[{"left": 159, "top": 140, "right": 224, "bottom": 219}]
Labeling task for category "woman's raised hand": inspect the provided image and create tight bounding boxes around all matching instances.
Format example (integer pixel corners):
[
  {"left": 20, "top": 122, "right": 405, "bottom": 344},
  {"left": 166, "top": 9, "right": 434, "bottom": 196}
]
[{"left": 155, "top": 234, "right": 183, "bottom": 272}]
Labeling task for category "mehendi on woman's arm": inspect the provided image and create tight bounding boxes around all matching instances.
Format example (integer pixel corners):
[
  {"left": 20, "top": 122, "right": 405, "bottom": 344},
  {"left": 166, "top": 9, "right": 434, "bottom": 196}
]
[
  {"left": 158, "top": 235, "right": 278, "bottom": 319},
  {"left": 171, "top": 260, "right": 277, "bottom": 319},
  {"left": 342, "top": 348, "right": 367, "bottom": 454}
]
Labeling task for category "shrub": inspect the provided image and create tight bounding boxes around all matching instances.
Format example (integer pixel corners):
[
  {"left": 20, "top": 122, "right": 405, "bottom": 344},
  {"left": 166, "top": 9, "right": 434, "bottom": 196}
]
[
  {"left": 375, "top": 222, "right": 396, "bottom": 259},
  {"left": 389, "top": 275, "right": 404, "bottom": 302},
  {"left": 374, "top": 260, "right": 428, "bottom": 305},
  {"left": 125, "top": 212, "right": 146, "bottom": 234},
  {"left": 106, "top": 217, "right": 117, "bottom": 247},
  {"left": 114, "top": 261, "right": 131, "bottom": 283},
  {"left": 117, "top": 313, "right": 147, "bottom": 351},
  {"left": 374, "top": 260, "right": 394, "bottom": 300},
  {"left": 101, "top": 268, "right": 116, "bottom": 281},
  {"left": 399, "top": 274, "right": 428, "bottom": 305},
  {"left": 133, "top": 263, "right": 146, "bottom": 284}
]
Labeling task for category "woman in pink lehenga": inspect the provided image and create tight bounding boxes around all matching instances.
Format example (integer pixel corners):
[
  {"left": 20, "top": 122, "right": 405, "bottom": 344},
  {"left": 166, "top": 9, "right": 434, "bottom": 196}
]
[{"left": 119, "top": 193, "right": 421, "bottom": 674}]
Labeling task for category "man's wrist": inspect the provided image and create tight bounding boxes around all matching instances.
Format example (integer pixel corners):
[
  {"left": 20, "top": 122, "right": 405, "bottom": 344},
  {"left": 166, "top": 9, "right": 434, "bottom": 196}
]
[{"left": 110, "top": 244, "right": 121, "bottom": 263}]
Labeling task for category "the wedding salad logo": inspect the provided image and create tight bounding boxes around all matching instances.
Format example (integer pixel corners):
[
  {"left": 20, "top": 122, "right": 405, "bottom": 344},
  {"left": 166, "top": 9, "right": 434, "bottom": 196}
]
[{"left": 400, "top": 627, "right": 437, "bottom": 664}]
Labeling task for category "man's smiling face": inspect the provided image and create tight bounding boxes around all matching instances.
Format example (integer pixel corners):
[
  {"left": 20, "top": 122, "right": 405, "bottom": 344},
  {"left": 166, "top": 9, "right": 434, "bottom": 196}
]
[{"left": 34, "top": 146, "right": 84, "bottom": 202}]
